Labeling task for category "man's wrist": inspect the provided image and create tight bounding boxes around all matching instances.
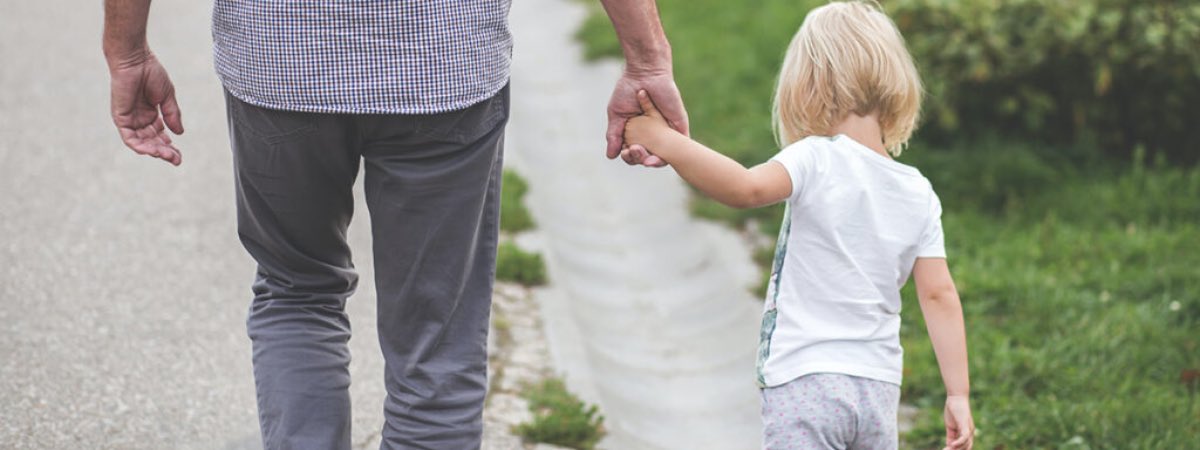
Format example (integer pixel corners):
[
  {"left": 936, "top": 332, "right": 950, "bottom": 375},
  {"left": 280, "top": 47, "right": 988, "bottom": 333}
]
[
  {"left": 623, "top": 50, "right": 672, "bottom": 77},
  {"left": 103, "top": 42, "right": 151, "bottom": 71}
]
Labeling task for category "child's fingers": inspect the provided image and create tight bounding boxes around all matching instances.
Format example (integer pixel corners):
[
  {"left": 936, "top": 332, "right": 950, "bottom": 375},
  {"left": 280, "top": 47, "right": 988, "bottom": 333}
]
[
  {"left": 950, "top": 423, "right": 972, "bottom": 449},
  {"left": 945, "top": 422, "right": 971, "bottom": 450},
  {"left": 636, "top": 90, "right": 663, "bottom": 118}
]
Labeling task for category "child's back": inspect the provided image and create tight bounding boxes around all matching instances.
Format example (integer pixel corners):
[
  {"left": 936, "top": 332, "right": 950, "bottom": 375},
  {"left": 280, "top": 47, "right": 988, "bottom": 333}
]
[
  {"left": 624, "top": 1, "right": 969, "bottom": 448},
  {"left": 758, "top": 134, "right": 943, "bottom": 388},
  {"left": 621, "top": 1, "right": 974, "bottom": 448}
]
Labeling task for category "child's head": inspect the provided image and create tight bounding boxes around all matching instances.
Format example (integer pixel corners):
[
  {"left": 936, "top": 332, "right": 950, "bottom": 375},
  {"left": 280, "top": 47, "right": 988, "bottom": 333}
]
[{"left": 773, "top": 1, "right": 922, "bottom": 156}]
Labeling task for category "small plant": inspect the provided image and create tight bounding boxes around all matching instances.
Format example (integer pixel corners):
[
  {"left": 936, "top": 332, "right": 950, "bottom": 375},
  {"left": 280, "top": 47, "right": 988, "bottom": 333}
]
[
  {"left": 495, "top": 241, "right": 547, "bottom": 286},
  {"left": 501, "top": 170, "right": 536, "bottom": 233},
  {"left": 513, "top": 378, "right": 606, "bottom": 450}
]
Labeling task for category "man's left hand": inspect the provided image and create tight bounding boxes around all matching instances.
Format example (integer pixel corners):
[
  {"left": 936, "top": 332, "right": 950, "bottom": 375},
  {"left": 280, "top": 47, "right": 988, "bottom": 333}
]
[{"left": 606, "top": 70, "right": 688, "bottom": 167}]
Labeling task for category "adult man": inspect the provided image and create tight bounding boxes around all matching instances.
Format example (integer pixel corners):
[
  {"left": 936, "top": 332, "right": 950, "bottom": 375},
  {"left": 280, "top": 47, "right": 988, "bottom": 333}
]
[{"left": 102, "top": 0, "right": 687, "bottom": 448}]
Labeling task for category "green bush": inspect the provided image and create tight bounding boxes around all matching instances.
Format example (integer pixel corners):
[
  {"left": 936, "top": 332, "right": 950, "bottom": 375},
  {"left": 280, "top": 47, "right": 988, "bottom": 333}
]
[
  {"left": 495, "top": 241, "right": 547, "bottom": 286},
  {"left": 514, "top": 378, "right": 606, "bottom": 450},
  {"left": 501, "top": 170, "right": 535, "bottom": 233},
  {"left": 891, "top": 0, "right": 1200, "bottom": 163}
]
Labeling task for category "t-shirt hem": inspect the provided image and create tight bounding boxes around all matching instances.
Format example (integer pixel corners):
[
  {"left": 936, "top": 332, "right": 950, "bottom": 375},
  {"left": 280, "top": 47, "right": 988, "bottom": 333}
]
[{"left": 762, "top": 362, "right": 902, "bottom": 388}]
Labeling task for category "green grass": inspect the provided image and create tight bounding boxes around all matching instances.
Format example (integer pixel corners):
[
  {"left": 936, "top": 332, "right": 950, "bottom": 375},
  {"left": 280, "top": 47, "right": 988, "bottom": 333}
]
[
  {"left": 899, "top": 216, "right": 1200, "bottom": 448},
  {"left": 576, "top": 1, "right": 1200, "bottom": 448},
  {"left": 513, "top": 378, "right": 607, "bottom": 450},
  {"left": 501, "top": 170, "right": 536, "bottom": 233},
  {"left": 496, "top": 169, "right": 546, "bottom": 286},
  {"left": 496, "top": 241, "right": 547, "bottom": 286}
]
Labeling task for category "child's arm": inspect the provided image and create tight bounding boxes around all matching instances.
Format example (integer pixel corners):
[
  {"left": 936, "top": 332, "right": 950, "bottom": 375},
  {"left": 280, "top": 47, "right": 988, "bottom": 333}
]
[
  {"left": 623, "top": 91, "right": 791, "bottom": 209},
  {"left": 912, "top": 257, "right": 975, "bottom": 450}
]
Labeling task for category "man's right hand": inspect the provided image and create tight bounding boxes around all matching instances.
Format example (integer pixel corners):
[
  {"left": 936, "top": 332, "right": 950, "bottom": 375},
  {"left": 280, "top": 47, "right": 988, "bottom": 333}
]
[{"left": 108, "top": 50, "right": 184, "bottom": 166}]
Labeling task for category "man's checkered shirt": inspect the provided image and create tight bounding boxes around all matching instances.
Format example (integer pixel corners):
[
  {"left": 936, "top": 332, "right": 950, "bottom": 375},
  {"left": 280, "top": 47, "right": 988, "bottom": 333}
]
[{"left": 212, "top": 0, "right": 512, "bottom": 114}]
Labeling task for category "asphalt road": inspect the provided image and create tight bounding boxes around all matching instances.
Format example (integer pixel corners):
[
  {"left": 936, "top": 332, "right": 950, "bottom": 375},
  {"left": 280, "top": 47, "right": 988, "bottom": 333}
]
[{"left": 0, "top": 2, "right": 387, "bottom": 448}]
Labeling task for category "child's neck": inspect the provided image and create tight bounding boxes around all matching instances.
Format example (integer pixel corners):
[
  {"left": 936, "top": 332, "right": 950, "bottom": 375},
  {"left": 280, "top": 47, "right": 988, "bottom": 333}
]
[{"left": 831, "top": 113, "right": 889, "bottom": 158}]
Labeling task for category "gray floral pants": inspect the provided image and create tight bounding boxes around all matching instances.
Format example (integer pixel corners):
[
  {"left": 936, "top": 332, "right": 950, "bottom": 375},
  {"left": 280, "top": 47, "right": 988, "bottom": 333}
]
[{"left": 761, "top": 373, "right": 900, "bottom": 450}]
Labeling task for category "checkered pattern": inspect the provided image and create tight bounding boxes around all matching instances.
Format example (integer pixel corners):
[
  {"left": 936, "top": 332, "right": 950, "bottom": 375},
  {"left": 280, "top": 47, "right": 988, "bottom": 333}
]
[{"left": 212, "top": 0, "right": 512, "bottom": 114}]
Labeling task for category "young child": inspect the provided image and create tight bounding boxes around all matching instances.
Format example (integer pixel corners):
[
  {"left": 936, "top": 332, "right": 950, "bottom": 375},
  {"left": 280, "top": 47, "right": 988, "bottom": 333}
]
[{"left": 621, "top": 2, "right": 973, "bottom": 449}]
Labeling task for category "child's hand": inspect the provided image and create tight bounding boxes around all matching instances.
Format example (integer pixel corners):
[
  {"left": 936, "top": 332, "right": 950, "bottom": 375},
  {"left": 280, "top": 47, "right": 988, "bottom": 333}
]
[
  {"left": 621, "top": 90, "right": 678, "bottom": 165},
  {"left": 943, "top": 395, "right": 975, "bottom": 450}
]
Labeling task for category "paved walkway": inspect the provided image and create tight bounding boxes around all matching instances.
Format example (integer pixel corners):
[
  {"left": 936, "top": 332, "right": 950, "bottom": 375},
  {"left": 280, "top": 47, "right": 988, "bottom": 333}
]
[
  {"left": 1, "top": 0, "right": 765, "bottom": 449},
  {"left": 505, "top": 0, "right": 764, "bottom": 448},
  {"left": 0, "top": 1, "right": 388, "bottom": 448}
]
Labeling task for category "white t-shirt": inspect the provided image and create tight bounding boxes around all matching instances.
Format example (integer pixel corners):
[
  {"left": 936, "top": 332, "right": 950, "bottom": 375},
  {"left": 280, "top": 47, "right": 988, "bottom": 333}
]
[{"left": 755, "top": 135, "right": 945, "bottom": 388}]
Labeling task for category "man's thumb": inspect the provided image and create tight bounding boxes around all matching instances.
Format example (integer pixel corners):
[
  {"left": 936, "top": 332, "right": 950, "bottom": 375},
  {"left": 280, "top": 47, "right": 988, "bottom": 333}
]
[{"left": 161, "top": 92, "right": 184, "bottom": 134}]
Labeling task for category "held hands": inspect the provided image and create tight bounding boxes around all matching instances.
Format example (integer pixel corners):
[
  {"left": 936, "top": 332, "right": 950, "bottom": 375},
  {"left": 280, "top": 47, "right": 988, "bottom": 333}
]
[
  {"left": 108, "top": 50, "right": 184, "bottom": 166},
  {"left": 620, "top": 90, "right": 678, "bottom": 165},
  {"left": 943, "top": 395, "right": 975, "bottom": 450},
  {"left": 607, "top": 71, "right": 688, "bottom": 167}
]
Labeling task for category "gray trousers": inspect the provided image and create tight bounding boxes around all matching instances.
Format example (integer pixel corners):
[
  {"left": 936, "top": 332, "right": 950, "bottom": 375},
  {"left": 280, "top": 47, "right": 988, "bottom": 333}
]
[
  {"left": 761, "top": 373, "right": 900, "bottom": 450},
  {"left": 224, "top": 86, "right": 509, "bottom": 450}
]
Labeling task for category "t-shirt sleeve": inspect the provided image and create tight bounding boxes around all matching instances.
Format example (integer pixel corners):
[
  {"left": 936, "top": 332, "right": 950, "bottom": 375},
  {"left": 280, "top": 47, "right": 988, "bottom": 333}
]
[
  {"left": 769, "top": 140, "right": 818, "bottom": 202},
  {"left": 917, "top": 191, "right": 946, "bottom": 258}
]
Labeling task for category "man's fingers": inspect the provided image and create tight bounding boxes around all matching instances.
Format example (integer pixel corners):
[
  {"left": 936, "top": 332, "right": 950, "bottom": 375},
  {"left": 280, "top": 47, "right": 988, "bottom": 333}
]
[
  {"left": 119, "top": 127, "right": 155, "bottom": 156},
  {"left": 641, "top": 155, "right": 666, "bottom": 167},
  {"left": 625, "top": 146, "right": 650, "bottom": 166},
  {"left": 619, "top": 146, "right": 635, "bottom": 165},
  {"left": 149, "top": 137, "right": 181, "bottom": 166},
  {"left": 627, "top": 144, "right": 646, "bottom": 161},
  {"left": 118, "top": 125, "right": 182, "bottom": 165},
  {"left": 160, "top": 146, "right": 182, "bottom": 166},
  {"left": 161, "top": 92, "right": 184, "bottom": 135},
  {"left": 627, "top": 144, "right": 667, "bottom": 168},
  {"left": 606, "top": 116, "right": 625, "bottom": 159},
  {"left": 155, "top": 128, "right": 182, "bottom": 165},
  {"left": 636, "top": 90, "right": 662, "bottom": 118},
  {"left": 647, "top": 83, "right": 689, "bottom": 136}
]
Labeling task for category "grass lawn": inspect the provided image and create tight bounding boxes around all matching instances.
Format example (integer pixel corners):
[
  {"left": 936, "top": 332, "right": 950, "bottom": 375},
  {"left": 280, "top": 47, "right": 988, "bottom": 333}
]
[{"left": 576, "top": 1, "right": 1200, "bottom": 447}]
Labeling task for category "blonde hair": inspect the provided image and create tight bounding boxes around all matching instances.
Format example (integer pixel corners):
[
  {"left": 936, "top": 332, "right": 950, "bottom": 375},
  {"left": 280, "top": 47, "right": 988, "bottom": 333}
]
[{"left": 772, "top": 0, "right": 922, "bottom": 156}]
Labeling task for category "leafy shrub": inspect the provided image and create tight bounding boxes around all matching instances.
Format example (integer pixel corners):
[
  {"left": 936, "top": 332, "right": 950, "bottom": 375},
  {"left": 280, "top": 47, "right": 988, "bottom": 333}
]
[
  {"left": 501, "top": 170, "right": 535, "bottom": 233},
  {"left": 901, "top": 138, "right": 1074, "bottom": 216},
  {"left": 891, "top": 0, "right": 1200, "bottom": 163},
  {"left": 495, "top": 241, "right": 547, "bottom": 286},
  {"left": 514, "top": 378, "right": 606, "bottom": 450}
]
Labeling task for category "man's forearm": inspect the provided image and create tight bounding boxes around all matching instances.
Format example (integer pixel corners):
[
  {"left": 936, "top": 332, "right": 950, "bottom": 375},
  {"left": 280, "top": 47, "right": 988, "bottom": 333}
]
[
  {"left": 598, "top": 0, "right": 672, "bottom": 73},
  {"left": 103, "top": 0, "right": 153, "bottom": 68}
]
